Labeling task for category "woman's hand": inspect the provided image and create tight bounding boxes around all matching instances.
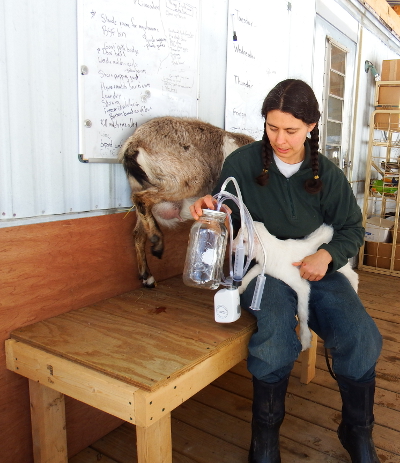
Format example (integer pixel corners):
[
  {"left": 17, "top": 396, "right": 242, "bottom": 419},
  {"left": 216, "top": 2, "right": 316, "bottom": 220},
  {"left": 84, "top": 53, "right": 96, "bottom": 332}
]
[
  {"left": 292, "top": 249, "right": 332, "bottom": 281},
  {"left": 189, "top": 195, "right": 217, "bottom": 220},
  {"left": 190, "top": 195, "right": 232, "bottom": 230}
]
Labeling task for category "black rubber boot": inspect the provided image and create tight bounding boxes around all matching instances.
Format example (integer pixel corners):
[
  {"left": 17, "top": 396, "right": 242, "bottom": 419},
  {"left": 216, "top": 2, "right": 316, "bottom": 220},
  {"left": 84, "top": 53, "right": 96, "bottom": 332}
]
[
  {"left": 248, "top": 375, "right": 289, "bottom": 463},
  {"left": 336, "top": 375, "right": 381, "bottom": 463}
]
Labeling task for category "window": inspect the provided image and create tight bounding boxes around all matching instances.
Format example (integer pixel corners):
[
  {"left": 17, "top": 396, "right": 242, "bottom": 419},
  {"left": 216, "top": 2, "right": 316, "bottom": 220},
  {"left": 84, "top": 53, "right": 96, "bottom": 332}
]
[{"left": 322, "top": 40, "right": 347, "bottom": 167}]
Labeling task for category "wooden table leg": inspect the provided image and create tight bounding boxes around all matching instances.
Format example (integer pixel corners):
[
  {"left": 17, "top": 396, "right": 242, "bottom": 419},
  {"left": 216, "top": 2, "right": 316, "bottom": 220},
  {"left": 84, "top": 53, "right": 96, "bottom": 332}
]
[
  {"left": 136, "top": 412, "right": 172, "bottom": 463},
  {"left": 29, "top": 379, "right": 68, "bottom": 463}
]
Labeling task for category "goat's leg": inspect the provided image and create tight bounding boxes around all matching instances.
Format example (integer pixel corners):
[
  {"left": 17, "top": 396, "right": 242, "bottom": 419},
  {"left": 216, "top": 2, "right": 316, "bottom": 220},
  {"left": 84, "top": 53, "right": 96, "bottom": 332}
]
[
  {"left": 294, "top": 281, "right": 312, "bottom": 351},
  {"left": 239, "top": 264, "right": 262, "bottom": 295},
  {"left": 133, "top": 218, "right": 156, "bottom": 288},
  {"left": 132, "top": 190, "right": 165, "bottom": 259},
  {"left": 338, "top": 263, "right": 359, "bottom": 292}
]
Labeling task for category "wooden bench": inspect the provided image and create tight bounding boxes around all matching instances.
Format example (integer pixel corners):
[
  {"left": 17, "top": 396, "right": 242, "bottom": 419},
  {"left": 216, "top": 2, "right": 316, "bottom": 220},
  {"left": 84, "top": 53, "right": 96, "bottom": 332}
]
[{"left": 5, "top": 275, "right": 316, "bottom": 463}]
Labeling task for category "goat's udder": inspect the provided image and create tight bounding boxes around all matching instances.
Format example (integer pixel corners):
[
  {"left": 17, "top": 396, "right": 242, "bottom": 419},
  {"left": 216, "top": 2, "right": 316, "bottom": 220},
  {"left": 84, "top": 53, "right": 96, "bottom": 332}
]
[{"left": 152, "top": 201, "right": 183, "bottom": 221}]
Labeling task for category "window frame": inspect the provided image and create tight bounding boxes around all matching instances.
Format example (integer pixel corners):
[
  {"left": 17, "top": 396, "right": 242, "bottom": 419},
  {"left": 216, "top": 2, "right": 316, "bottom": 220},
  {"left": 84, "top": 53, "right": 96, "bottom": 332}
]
[{"left": 321, "top": 37, "right": 349, "bottom": 167}]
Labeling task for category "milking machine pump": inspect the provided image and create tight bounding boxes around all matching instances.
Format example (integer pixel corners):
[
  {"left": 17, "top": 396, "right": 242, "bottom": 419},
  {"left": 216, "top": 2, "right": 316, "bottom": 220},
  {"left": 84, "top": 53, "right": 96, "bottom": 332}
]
[{"left": 183, "top": 177, "right": 267, "bottom": 323}]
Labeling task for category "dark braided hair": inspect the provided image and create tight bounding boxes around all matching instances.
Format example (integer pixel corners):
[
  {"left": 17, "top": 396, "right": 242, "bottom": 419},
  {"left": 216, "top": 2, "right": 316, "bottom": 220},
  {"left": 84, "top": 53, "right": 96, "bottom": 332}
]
[{"left": 256, "top": 79, "right": 322, "bottom": 194}]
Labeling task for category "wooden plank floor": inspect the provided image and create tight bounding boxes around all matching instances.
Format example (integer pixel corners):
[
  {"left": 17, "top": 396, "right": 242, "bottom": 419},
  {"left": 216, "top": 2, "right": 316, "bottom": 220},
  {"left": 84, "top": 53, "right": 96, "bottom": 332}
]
[{"left": 70, "top": 271, "right": 400, "bottom": 463}]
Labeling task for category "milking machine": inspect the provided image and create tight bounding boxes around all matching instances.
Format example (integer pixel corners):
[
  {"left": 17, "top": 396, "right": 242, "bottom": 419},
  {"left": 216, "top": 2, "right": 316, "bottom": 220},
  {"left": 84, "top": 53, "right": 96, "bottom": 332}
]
[{"left": 183, "top": 177, "right": 267, "bottom": 323}]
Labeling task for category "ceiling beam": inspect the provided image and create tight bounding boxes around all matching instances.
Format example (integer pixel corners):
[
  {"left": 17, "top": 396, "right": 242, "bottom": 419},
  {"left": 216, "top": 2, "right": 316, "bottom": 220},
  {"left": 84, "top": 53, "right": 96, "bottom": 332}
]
[{"left": 360, "top": 0, "right": 400, "bottom": 36}]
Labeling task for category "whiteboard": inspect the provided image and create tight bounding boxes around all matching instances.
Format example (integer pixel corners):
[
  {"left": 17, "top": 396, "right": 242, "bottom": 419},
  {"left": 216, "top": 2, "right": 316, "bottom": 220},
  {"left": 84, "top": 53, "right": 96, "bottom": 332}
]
[
  {"left": 225, "top": 0, "right": 291, "bottom": 140},
  {"left": 78, "top": 0, "right": 200, "bottom": 162}
]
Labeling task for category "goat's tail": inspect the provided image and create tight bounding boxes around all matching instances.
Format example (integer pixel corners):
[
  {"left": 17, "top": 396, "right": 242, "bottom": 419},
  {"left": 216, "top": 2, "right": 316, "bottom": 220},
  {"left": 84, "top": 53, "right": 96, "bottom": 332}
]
[{"left": 118, "top": 136, "right": 150, "bottom": 187}]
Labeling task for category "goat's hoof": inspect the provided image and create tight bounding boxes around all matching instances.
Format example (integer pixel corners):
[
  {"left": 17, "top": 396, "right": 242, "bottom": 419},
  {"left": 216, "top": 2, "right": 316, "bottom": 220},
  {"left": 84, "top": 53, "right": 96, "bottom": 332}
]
[
  {"left": 151, "top": 247, "right": 164, "bottom": 259},
  {"left": 149, "top": 235, "right": 164, "bottom": 258},
  {"left": 142, "top": 275, "right": 156, "bottom": 288},
  {"left": 149, "top": 234, "right": 160, "bottom": 244},
  {"left": 151, "top": 243, "right": 164, "bottom": 258}
]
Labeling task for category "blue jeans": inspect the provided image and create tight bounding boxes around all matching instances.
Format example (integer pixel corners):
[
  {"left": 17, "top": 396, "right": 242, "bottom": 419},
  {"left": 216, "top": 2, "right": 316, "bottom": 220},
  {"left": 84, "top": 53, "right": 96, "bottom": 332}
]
[{"left": 240, "top": 272, "right": 382, "bottom": 383}]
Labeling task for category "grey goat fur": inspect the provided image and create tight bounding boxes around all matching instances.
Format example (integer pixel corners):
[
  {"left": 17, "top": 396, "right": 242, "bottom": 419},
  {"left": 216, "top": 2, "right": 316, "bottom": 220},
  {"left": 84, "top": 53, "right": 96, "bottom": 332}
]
[{"left": 118, "top": 116, "right": 254, "bottom": 287}]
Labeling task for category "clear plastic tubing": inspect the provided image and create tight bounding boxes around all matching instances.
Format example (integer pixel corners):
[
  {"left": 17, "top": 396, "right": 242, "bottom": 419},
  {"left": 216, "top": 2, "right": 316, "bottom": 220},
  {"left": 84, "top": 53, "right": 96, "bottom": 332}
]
[
  {"left": 250, "top": 274, "right": 266, "bottom": 311},
  {"left": 214, "top": 177, "right": 267, "bottom": 310},
  {"left": 182, "top": 176, "right": 267, "bottom": 310},
  {"left": 233, "top": 237, "right": 245, "bottom": 286},
  {"left": 215, "top": 185, "right": 255, "bottom": 278}
]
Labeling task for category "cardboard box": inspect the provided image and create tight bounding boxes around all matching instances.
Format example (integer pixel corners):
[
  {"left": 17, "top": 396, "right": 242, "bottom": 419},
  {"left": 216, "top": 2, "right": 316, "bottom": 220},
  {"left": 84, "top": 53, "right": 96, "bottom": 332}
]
[
  {"left": 374, "top": 112, "right": 400, "bottom": 130},
  {"left": 364, "top": 241, "right": 400, "bottom": 270},
  {"left": 377, "top": 86, "right": 400, "bottom": 105},
  {"left": 365, "top": 217, "right": 394, "bottom": 242},
  {"left": 381, "top": 59, "right": 400, "bottom": 81},
  {"left": 375, "top": 86, "right": 400, "bottom": 129}
]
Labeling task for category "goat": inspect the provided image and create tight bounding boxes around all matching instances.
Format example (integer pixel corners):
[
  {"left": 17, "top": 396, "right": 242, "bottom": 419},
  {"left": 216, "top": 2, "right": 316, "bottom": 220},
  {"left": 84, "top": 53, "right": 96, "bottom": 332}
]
[
  {"left": 118, "top": 116, "right": 254, "bottom": 288},
  {"left": 236, "top": 222, "right": 359, "bottom": 351}
]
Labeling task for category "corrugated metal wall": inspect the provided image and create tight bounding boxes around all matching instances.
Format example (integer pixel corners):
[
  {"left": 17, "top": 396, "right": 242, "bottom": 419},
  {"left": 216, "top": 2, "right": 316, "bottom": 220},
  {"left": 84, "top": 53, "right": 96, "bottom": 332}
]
[
  {"left": 0, "top": 0, "right": 229, "bottom": 227},
  {"left": 0, "top": 0, "right": 130, "bottom": 223},
  {"left": 0, "top": 0, "right": 133, "bottom": 224}
]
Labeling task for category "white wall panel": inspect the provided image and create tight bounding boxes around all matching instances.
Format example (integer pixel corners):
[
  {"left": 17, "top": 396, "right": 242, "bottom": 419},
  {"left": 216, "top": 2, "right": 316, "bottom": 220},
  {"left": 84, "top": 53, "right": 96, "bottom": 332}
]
[
  {"left": 197, "top": 0, "right": 229, "bottom": 127},
  {"left": 0, "top": 0, "right": 12, "bottom": 219},
  {"left": 316, "top": 0, "right": 358, "bottom": 42},
  {"left": 2, "top": 0, "right": 400, "bottom": 227},
  {"left": 287, "top": 0, "right": 316, "bottom": 83}
]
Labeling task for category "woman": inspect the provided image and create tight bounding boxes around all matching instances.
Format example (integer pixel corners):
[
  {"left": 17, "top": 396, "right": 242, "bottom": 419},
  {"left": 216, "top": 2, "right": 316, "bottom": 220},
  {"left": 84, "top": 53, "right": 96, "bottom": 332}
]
[{"left": 190, "top": 79, "right": 382, "bottom": 463}]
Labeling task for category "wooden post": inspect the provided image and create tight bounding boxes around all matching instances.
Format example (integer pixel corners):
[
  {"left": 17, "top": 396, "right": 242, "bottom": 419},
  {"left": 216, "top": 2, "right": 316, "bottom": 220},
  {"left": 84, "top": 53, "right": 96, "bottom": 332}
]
[
  {"left": 300, "top": 330, "right": 318, "bottom": 385},
  {"left": 136, "top": 413, "right": 172, "bottom": 463},
  {"left": 29, "top": 379, "right": 68, "bottom": 463}
]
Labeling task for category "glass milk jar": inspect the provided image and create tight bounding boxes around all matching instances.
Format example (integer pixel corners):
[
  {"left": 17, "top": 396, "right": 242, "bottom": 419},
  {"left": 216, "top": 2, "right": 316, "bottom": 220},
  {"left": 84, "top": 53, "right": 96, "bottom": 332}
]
[{"left": 183, "top": 209, "right": 228, "bottom": 289}]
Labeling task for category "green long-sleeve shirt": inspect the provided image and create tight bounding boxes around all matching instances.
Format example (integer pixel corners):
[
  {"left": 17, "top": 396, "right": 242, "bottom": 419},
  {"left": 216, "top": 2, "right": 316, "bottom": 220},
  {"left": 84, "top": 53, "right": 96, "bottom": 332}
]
[{"left": 212, "top": 140, "right": 364, "bottom": 273}]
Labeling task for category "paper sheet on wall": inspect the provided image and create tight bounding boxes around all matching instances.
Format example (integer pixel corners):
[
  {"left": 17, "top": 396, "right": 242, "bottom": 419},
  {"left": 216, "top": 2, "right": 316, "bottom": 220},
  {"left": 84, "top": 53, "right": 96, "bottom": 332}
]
[
  {"left": 225, "top": 1, "right": 291, "bottom": 140},
  {"left": 78, "top": 0, "right": 200, "bottom": 161}
]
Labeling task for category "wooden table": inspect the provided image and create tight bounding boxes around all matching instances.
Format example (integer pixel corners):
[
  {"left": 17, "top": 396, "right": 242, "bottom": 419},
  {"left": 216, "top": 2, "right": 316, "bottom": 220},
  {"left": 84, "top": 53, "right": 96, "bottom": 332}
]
[{"left": 5, "top": 276, "right": 256, "bottom": 463}]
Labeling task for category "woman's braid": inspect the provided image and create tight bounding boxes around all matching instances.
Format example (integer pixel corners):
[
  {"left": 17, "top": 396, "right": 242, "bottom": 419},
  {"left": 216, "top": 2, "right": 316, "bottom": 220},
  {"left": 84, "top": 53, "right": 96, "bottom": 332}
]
[
  {"left": 256, "top": 122, "right": 274, "bottom": 186},
  {"left": 304, "top": 125, "right": 322, "bottom": 194}
]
